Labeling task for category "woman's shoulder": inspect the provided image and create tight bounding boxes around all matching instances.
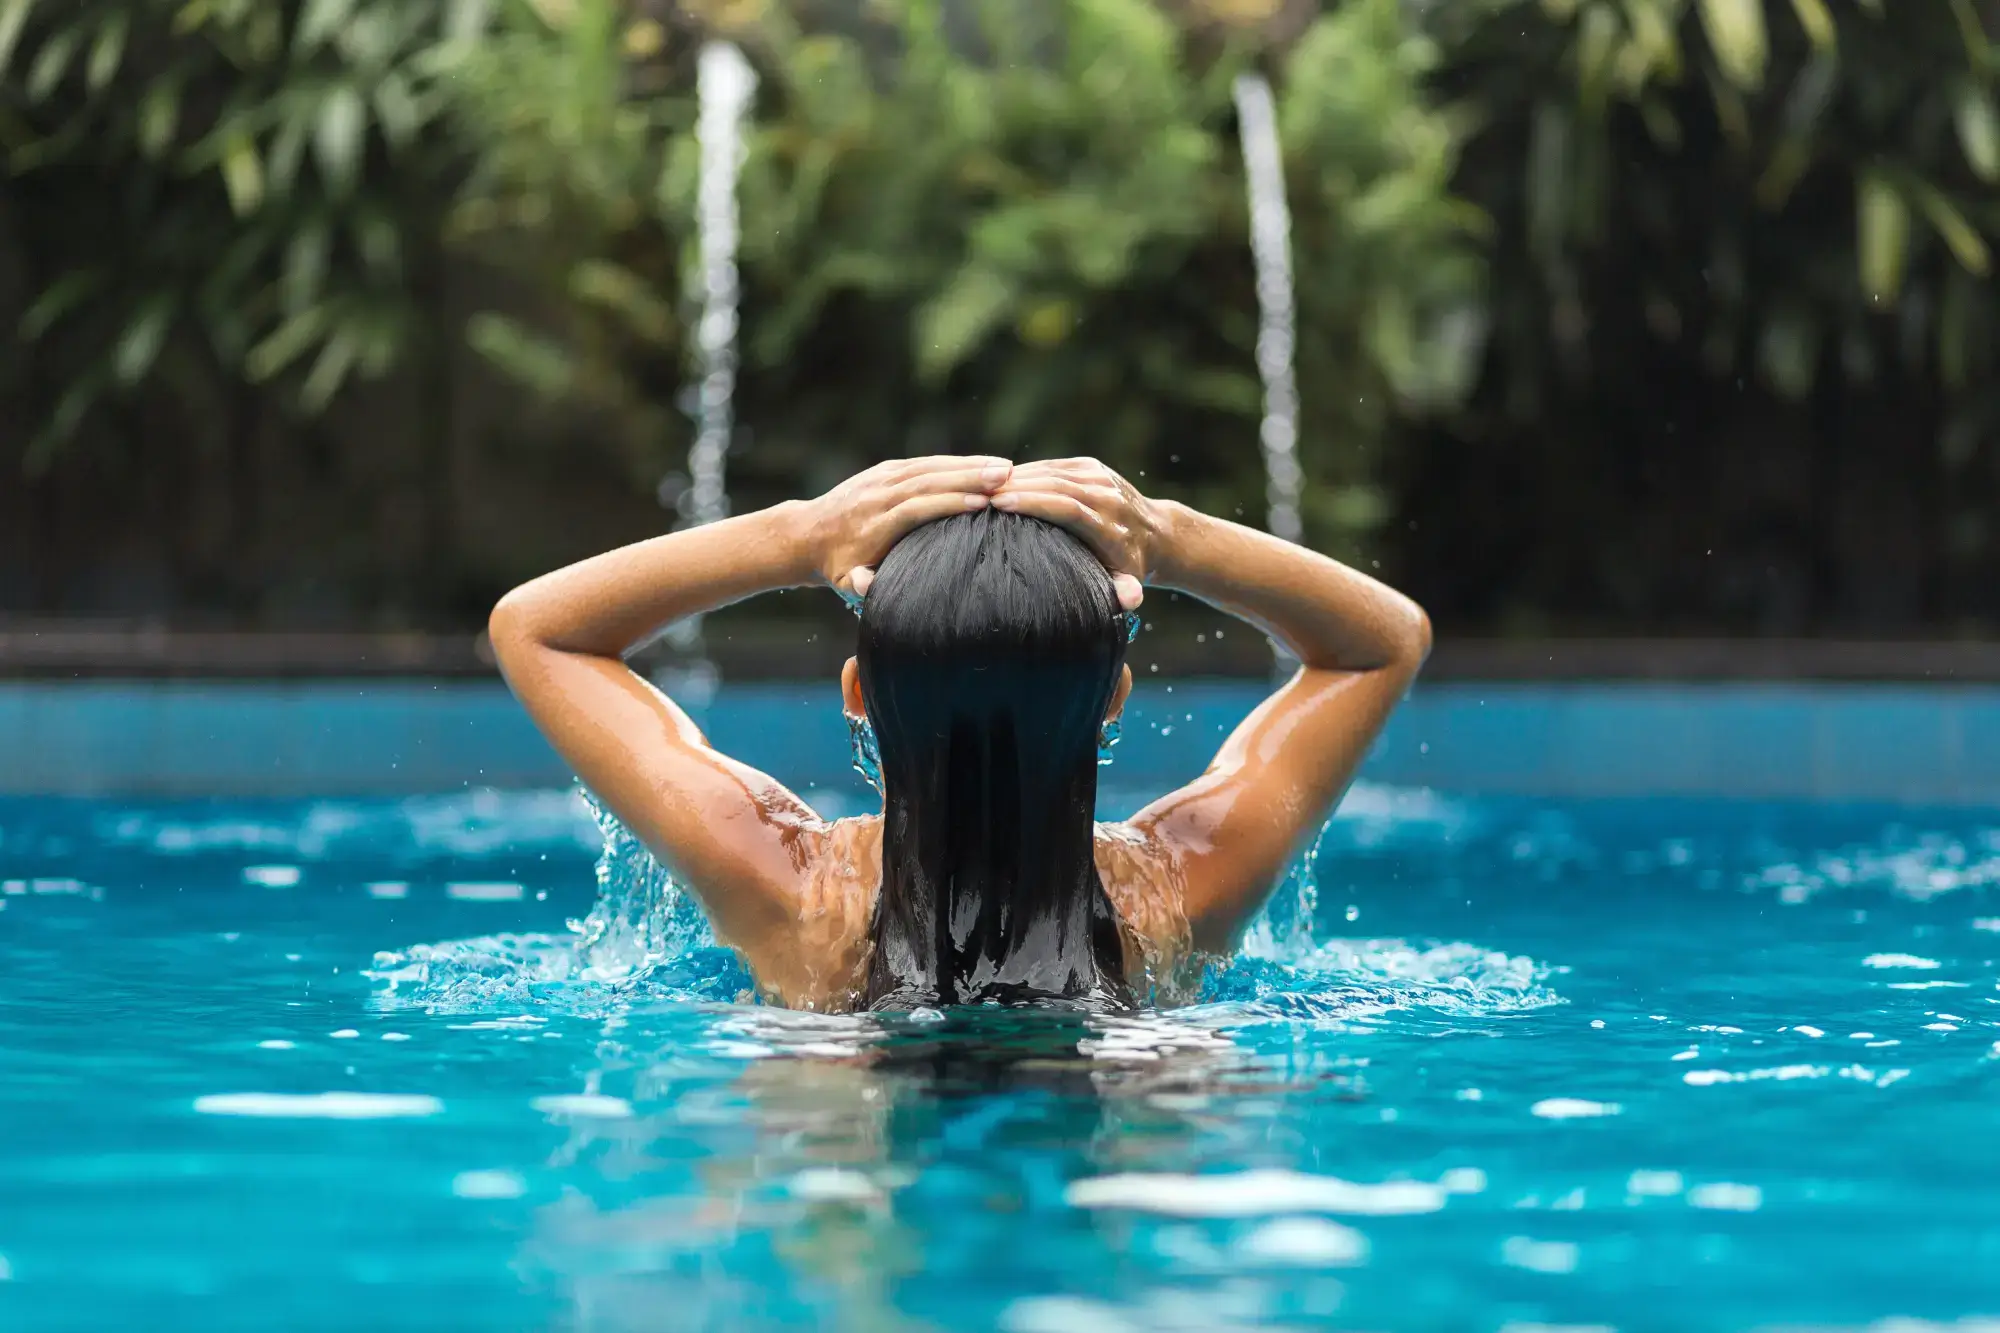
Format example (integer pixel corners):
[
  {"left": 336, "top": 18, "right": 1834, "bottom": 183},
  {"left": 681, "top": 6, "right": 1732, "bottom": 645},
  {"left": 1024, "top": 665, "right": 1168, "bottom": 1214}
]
[
  {"left": 744, "top": 816, "right": 877, "bottom": 1011},
  {"left": 1093, "top": 821, "right": 1195, "bottom": 994}
]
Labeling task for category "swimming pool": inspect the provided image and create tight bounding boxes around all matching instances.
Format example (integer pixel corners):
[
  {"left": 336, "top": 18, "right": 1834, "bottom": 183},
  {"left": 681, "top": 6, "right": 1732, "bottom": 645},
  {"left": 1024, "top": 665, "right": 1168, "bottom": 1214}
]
[{"left": 4, "top": 690, "right": 2000, "bottom": 1330}]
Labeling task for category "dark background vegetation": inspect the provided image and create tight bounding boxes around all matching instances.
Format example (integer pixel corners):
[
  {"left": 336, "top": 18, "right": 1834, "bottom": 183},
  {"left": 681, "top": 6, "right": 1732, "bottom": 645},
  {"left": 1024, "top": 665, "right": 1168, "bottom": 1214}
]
[{"left": 2, "top": 0, "right": 1995, "bottom": 640}]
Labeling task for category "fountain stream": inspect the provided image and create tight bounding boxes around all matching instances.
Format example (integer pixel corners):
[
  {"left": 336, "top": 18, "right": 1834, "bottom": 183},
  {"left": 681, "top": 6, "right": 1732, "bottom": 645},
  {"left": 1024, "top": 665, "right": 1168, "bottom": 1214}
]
[
  {"left": 1232, "top": 71, "right": 1304, "bottom": 549},
  {"left": 656, "top": 40, "right": 758, "bottom": 687},
  {"left": 1233, "top": 71, "right": 1304, "bottom": 672}
]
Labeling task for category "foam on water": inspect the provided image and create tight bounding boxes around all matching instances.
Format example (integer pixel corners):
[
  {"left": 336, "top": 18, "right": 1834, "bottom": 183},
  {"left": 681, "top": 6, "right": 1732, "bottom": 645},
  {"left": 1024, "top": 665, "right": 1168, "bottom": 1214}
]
[
  {"left": 193, "top": 1092, "right": 444, "bottom": 1119},
  {"left": 1066, "top": 1169, "right": 1448, "bottom": 1218},
  {"left": 102, "top": 789, "right": 600, "bottom": 861},
  {"left": 1746, "top": 827, "right": 2000, "bottom": 903}
]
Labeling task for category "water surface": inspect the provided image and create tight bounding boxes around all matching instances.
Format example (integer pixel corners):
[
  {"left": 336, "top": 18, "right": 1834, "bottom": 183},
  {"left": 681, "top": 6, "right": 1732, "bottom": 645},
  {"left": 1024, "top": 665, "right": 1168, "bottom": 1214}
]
[{"left": 3, "top": 782, "right": 1998, "bottom": 1331}]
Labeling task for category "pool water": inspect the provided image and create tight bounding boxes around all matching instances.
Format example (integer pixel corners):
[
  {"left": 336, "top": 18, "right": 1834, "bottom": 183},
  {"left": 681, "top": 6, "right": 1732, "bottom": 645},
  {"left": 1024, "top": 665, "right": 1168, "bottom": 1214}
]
[{"left": 4, "top": 778, "right": 2000, "bottom": 1332}]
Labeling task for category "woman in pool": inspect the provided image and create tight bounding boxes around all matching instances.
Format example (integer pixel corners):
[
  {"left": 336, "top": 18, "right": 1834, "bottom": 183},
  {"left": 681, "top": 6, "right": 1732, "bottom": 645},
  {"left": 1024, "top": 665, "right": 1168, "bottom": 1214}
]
[{"left": 491, "top": 456, "right": 1429, "bottom": 1011}]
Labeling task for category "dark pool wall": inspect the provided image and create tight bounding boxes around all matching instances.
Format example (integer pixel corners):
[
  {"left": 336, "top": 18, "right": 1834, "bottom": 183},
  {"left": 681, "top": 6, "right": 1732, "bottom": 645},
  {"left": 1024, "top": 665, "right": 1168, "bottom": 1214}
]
[{"left": 5, "top": 681, "right": 2000, "bottom": 806}]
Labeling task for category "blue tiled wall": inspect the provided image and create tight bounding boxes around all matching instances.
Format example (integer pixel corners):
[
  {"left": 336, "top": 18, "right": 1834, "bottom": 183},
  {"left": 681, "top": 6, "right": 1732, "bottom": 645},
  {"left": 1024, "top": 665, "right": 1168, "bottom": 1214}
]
[{"left": 4, "top": 679, "right": 1999, "bottom": 805}]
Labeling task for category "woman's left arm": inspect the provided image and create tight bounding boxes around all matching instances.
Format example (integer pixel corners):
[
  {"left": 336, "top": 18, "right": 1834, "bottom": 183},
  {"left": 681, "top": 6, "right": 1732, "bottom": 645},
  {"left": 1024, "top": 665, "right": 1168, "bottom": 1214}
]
[{"left": 488, "top": 456, "right": 1011, "bottom": 969}]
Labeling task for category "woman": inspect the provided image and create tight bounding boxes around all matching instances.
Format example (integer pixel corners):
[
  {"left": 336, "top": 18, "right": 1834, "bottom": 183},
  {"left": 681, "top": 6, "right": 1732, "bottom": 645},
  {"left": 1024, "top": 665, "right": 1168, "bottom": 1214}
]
[{"left": 490, "top": 456, "right": 1430, "bottom": 1011}]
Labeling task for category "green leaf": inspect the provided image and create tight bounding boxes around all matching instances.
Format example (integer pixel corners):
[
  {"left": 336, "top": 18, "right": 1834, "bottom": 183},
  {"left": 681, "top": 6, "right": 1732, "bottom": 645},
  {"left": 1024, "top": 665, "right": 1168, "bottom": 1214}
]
[
  {"left": 25, "top": 373, "right": 106, "bottom": 474},
  {"left": 86, "top": 12, "right": 127, "bottom": 91},
  {"left": 1910, "top": 182, "right": 1992, "bottom": 276},
  {"left": 1525, "top": 102, "right": 1570, "bottom": 260},
  {"left": 246, "top": 308, "right": 327, "bottom": 381},
  {"left": 26, "top": 26, "right": 79, "bottom": 102},
  {"left": 1786, "top": 0, "right": 1835, "bottom": 49},
  {"left": 1698, "top": 0, "right": 1768, "bottom": 91},
  {"left": 915, "top": 265, "right": 1014, "bottom": 382},
  {"left": 285, "top": 222, "right": 332, "bottom": 315},
  {"left": 1757, "top": 307, "right": 1818, "bottom": 400},
  {"left": 297, "top": 0, "right": 357, "bottom": 54},
  {"left": 568, "top": 260, "right": 674, "bottom": 344},
  {"left": 267, "top": 115, "right": 308, "bottom": 193},
  {"left": 371, "top": 72, "right": 418, "bottom": 151},
  {"left": 314, "top": 86, "right": 367, "bottom": 196},
  {"left": 0, "top": 0, "right": 33, "bottom": 79},
  {"left": 444, "top": 0, "right": 493, "bottom": 45},
  {"left": 1948, "top": 0, "right": 1990, "bottom": 63},
  {"left": 352, "top": 310, "right": 401, "bottom": 377},
  {"left": 1956, "top": 85, "right": 2000, "bottom": 183},
  {"left": 19, "top": 268, "right": 103, "bottom": 340},
  {"left": 300, "top": 331, "right": 358, "bottom": 411},
  {"left": 1856, "top": 173, "right": 1910, "bottom": 304},
  {"left": 466, "top": 311, "right": 574, "bottom": 398},
  {"left": 113, "top": 295, "right": 174, "bottom": 386},
  {"left": 137, "top": 78, "right": 182, "bottom": 158},
  {"left": 220, "top": 130, "right": 265, "bottom": 215},
  {"left": 352, "top": 208, "right": 401, "bottom": 279}
]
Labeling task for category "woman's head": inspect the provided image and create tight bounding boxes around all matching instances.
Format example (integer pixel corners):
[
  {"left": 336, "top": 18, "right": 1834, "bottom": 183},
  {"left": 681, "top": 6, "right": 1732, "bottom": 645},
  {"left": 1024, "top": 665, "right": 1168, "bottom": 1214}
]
[{"left": 841, "top": 509, "right": 1134, "bottom": 1010}]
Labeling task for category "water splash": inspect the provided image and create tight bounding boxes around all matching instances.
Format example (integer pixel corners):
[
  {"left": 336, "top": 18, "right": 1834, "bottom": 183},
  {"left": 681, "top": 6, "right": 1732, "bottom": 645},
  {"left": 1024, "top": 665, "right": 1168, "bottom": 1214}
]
[
  {"left": 566, "top": 793, "right": 716, "bottom": 980},
  {"left": 1233, "top": 71, "right": 1303, "bottom": 550},
  {"left": 368, "top": 792, "right": 748, "bottom": 1014},
  {"left": 372, "top": 790, "right": 1558, "bottom": 1023}
]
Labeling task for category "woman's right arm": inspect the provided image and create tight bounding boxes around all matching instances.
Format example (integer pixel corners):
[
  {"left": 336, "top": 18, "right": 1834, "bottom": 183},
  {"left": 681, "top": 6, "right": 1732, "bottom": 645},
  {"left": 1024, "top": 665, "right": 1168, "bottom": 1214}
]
[
  {"left": 994, "top": 460, "right": 1431, "bottom": 952},
  {"left": 488, "top": 456, "right": 1010, "bottom": 982}
]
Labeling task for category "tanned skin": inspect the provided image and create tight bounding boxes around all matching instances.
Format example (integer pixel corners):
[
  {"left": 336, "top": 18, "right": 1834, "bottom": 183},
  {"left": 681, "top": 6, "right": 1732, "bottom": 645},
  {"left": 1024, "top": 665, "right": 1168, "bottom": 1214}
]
[{"left": 490, "top": 457, "right": 1431, "bottom": 1010}]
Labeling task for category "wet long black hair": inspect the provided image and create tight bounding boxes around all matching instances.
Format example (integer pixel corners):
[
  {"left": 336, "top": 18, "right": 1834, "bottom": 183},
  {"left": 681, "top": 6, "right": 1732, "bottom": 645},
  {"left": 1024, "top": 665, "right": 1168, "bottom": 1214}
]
[{"left": 856, "top": 509, "right": 1132, "bottom": 1011}]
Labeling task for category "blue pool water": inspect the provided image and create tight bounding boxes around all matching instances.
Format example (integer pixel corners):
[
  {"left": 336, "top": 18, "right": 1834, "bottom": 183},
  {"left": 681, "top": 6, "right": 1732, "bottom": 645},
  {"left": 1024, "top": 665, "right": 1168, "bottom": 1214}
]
[{"left": 5, "top": 772, "right": 2000, "bottom": 1331}]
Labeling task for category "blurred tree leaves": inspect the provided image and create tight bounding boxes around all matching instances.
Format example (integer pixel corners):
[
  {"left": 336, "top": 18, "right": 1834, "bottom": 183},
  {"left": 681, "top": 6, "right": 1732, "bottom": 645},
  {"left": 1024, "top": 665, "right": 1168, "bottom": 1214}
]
[
  {"left": 1439, "top": 0, "right": 1999, "bottom": 421},
  {"left": 1401, "top": 0, "right": 2000, "bottom": 632},
  {"left": 0, "top": 0, "right": 488, "bottom": 468},
  {"left": 3, "top": 0, "right": 1995, "bottom": 630},
  {"left": 443, "top": 0, "right": 1480, "bottom": 550}
]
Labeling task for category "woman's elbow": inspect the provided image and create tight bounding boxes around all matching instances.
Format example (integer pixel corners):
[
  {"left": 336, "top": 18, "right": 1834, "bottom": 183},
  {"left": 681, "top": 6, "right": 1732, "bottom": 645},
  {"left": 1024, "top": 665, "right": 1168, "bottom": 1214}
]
[
  {"left": 487, "top": 587, "right": 539, "bottom": 669},
  {"left": 1389, "top": 598, "right": 1432, "bottom": 672},
  {"left": 1407, "top": 603, "right": 1434, "bottom": 666}
]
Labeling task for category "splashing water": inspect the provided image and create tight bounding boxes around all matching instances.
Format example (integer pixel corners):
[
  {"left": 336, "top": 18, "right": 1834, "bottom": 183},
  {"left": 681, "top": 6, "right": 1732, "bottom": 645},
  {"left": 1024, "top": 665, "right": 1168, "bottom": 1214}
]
[
  {"left": 1232, "top": 72, "right": 1303, "bottom": 550},
  {"left": 369, "top": 787, "right": 1560, "bottom": 1022},
  {"left": 565, "top": 794, "right": 718, "bottom": 980},
  {"left": 368, "top": 792, "right": 747, "bottom": 1013}
]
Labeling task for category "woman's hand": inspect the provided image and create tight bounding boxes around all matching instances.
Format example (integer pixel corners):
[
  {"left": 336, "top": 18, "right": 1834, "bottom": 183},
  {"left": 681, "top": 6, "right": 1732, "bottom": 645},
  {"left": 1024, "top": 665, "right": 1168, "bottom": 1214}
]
[
  {"left": 992, "top": 458, "right": 1162, "bottom": 610},
  {"left": 801, "top": 455, "right": 1013, "bottom": 597}
]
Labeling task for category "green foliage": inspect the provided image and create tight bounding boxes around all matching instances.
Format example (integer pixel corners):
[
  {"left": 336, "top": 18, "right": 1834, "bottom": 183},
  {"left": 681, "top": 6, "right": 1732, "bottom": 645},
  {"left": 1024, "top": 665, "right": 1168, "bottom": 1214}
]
[
  {"left": 1398, "top": 0, "right": 2000, "bottom": 632},
  {"left": 11, "top": 0, "right": 1989, "bottom": 631},
  {"left": 445, "top": 0, "right": 1480, "bottom": 549},
  {"left": 0, "top": 0, "right": 487, "bottom": 467},
  {"left": 1437, "top": 0, "right": 2000, "bottom": 433},
  {"left": 439, "top": 0, "right": 694, "bottom": 481}
]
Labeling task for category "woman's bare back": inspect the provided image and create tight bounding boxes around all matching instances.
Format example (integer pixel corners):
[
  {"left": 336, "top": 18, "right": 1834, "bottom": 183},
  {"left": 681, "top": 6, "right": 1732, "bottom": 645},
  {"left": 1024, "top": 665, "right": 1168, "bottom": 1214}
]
[{"left": 770, "top": 819, "right": 1196, "bottom": 1012}]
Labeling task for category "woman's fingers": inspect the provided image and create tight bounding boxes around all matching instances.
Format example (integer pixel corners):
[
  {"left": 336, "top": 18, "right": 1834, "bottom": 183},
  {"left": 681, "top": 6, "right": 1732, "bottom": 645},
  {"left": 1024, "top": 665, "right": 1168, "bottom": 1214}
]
[
  {"left": 877, "top": 490, "right": 990, "bottom": 537},
  {"left": 993, "top": 490, "right": 1145, "bottom": 610},
  {"left": 882, "top": 462, "right": 1010, "bottom": 505},
  {"left": 992, "top": 489, "right": 1122, "bottom": 559},
  {"left": 849, "top": 566, "right": 875, "bottom": 597},
  {"left": 991, "top": 488, "right": 1097, "bottom": 529},
  {"left": 880, "top": 454, "right": 1011, "bottom": 487}
]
